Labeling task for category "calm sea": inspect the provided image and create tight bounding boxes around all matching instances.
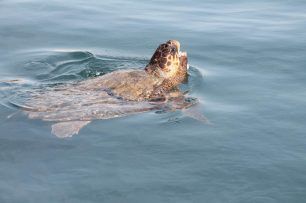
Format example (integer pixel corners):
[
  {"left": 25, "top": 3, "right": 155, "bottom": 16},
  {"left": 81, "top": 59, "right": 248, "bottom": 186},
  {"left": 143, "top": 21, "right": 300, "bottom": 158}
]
[{"left": 0, "top": 0, "right": 306, "bottom": 202}]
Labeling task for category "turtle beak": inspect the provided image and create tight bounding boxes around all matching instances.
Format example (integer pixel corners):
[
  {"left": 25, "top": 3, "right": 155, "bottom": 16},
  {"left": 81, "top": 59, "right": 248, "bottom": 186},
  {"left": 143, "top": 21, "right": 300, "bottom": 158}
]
[
  {"left": 173, "top": 40, "right": 181, "bottom": 53},
  {"left": 170, "top": 40, "right": 188, "bottom": 70},
  {"left": 179, "top": 51, "right": 189, "bottom": 70},
  {"left": 179, "top": 51, "right": 186, "bottom": 57},
  {"left": 166, "top": 40, "right": 189, "bottom": 71}
]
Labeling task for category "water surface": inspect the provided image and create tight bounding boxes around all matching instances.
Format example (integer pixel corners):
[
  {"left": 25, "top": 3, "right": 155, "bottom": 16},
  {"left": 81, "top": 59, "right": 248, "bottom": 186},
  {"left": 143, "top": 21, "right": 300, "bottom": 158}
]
[{"left": 0, "top": 0, "right": 306, "bottom": 202}]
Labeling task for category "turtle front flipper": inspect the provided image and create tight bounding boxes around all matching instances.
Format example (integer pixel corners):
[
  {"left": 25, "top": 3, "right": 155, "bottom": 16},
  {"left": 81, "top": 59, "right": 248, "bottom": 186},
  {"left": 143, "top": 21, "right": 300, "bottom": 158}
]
[
  {"left": 182, "top": 104, "right": 211, "bottom": 125},
  {"left": 51, "top": 121, "right": 91, "bottom": 138},
  {"left": 159, "top": 95, "right": 211, "bottom": 124},
  {"left": 172, "top": 97, "right": 211, "bottom": 124}
]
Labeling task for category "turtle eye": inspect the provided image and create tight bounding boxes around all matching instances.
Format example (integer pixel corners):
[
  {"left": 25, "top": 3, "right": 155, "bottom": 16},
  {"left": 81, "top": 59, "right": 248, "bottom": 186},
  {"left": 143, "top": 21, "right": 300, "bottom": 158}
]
[{"left": 170, "top": 47, "right": 177, "bottom": 53}]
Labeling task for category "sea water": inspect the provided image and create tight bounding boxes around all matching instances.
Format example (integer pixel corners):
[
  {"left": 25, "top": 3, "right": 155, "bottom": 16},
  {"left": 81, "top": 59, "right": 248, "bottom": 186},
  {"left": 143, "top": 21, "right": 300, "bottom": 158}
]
[{"left": 0, "top": 0, "right": 306, "bottom": 202}]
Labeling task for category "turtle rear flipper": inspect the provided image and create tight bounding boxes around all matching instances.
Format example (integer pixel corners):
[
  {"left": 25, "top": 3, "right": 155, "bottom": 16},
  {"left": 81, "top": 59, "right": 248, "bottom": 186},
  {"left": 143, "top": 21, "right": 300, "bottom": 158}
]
[{"left": 51, "top": 121, "right": 91, "bottom": 138}]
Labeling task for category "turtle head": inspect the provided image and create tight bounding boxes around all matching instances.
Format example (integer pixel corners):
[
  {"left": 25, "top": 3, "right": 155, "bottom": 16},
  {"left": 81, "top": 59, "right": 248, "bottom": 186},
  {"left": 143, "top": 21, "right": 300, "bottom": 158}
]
[{"left": 145, "top": 40, "right": 188, "bottom": 86}]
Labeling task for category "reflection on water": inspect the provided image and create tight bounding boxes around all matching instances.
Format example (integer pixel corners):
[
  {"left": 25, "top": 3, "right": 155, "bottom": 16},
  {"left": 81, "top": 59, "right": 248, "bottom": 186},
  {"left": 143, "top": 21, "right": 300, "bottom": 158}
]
[{"left": 0, "top": 0, "right": 306, "bottom": 202}]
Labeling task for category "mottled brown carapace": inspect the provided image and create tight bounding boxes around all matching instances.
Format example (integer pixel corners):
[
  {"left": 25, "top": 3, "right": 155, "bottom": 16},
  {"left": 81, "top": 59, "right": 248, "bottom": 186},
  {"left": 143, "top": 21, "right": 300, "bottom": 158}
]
[{"left": 145, "top": 40, "right": 188, "bottom": 87}]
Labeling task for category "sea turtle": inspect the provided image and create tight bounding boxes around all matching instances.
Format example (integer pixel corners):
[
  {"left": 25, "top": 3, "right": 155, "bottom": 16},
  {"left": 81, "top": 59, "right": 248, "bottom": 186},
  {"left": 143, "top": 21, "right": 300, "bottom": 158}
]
[{"left": 14, "top": 40, "right": 205, "bottom": 138}]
